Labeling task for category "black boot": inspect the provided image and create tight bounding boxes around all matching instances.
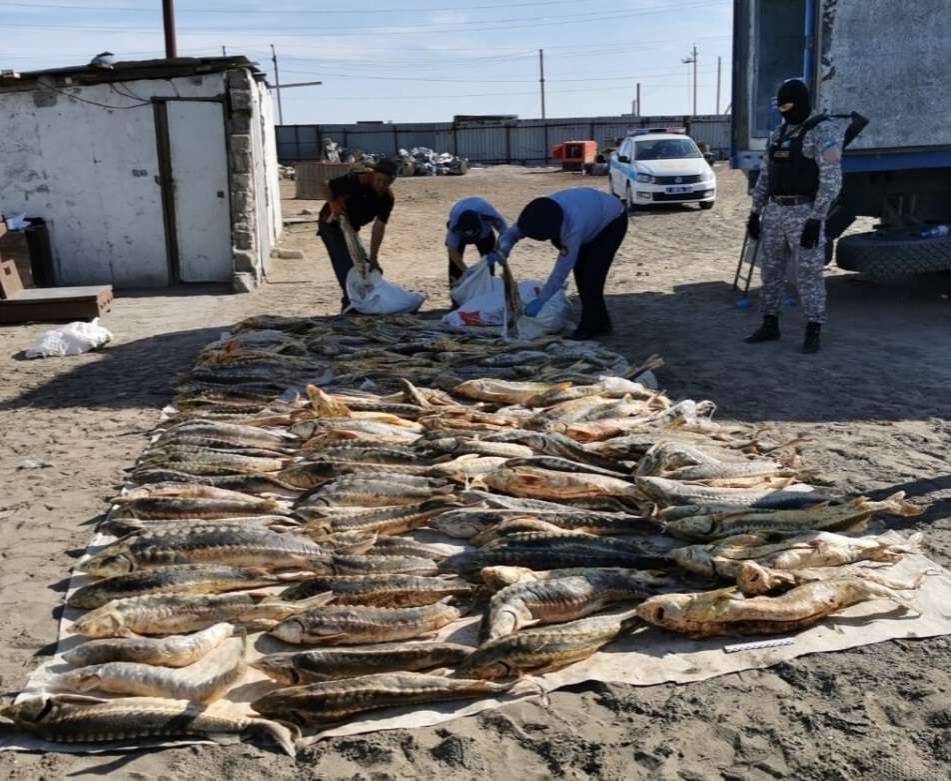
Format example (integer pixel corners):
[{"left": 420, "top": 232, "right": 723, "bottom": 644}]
[
  {"left": 568, "top": 324, "right": 613, "bottom": 341},
  {"left": 802, "top": 322, "right": 821, "bottom": 353},
  {"left": 745, "top": 315, "right": 780, "bottom": 343}
]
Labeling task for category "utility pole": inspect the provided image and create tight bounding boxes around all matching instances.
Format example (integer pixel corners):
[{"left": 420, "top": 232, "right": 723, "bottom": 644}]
[
  {"left": 682, "top": 44, "right": 697, "bottom": 115},
  {"left": 538, "top": 49, "right": 546, "bottom": 119},
  {"left": 636, "top": 82, "right": 641, "bottom": 117},
  {"left": 222, "top": 45, "right": 227, "bottom": 56},
  {"left": 716, "top": 55, "right": 722, "bottom": 115},
  {"left": 271, "top": 43, "right": 284, "bottom": 125},
  {"left": 162, "top": 0, "right": 177, "bottom": 59},
  {"left": 692, "top": 44, "right": 698, "bottom": 115}
]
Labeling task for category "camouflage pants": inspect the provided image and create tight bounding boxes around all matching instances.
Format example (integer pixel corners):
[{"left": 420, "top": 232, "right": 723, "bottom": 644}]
[{"left": 758, "top": 202, "right": 827, "bottom": 323}]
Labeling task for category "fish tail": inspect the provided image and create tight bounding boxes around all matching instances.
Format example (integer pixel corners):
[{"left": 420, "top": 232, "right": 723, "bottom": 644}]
[
  {"left": 508, "top": 676, "right": 548, "bottom": 702},
  {"left": 246, "top": 718, "right": 299, "bottom": 758},
  {"left": 294, "top": 591, "right": 335, "bottom": 609}
]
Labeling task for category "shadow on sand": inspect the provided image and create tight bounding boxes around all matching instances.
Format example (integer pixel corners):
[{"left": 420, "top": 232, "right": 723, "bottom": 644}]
[
  {"left": 598, "top": 273, "right": 951, "bottom": 423},
  {"left": 3, "top": 273, "right": 950, "bottom": 425}
]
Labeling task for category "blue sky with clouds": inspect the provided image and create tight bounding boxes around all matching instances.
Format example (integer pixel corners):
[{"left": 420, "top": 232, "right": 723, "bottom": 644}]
[{"left": 1, "top": 0, "right": 733, "bottom": 123}]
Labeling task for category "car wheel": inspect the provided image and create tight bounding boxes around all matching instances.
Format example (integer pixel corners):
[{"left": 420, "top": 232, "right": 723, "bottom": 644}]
[
  {"left": 625, "top": 183, "right": 638, "bottom": 211},
  {"left": 699, "top": 200, "right": 715, "bottom": 210}
]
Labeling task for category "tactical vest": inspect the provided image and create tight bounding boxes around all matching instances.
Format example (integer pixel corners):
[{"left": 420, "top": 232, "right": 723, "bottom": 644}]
[{"left": 767, "top": 115, "right": 829, "bottom": 198}]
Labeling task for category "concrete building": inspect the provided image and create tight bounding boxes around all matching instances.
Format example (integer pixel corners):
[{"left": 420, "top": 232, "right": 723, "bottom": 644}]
[{"left": 0, "top": 56, "right": 281, "bottom": 290}]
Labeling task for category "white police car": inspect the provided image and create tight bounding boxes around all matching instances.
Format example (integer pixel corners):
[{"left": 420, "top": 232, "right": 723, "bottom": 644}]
[{"left": 609, "top": 130, "right": 716, "bottom": 210}]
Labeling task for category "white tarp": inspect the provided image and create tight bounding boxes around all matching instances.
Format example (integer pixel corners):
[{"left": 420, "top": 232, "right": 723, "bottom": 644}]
[{"left": 2, "top": 530, "right": 950, "bottom": 753}]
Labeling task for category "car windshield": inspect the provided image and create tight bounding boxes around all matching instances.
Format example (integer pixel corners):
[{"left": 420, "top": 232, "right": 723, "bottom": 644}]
[{"left": 635, "top": 139, "right": 701, "bottom": 160}]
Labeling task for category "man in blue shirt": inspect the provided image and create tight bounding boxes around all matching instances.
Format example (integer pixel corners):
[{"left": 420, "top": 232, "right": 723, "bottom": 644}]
[
  {"left": 445, "top": 197, "right": 508, "bottom": 289},
  {"left": 494, "top": 187, "right": 627, "bottom": 340}
]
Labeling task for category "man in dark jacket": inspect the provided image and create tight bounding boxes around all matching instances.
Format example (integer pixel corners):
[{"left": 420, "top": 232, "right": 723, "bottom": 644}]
[{"left": 317, "top": 159, "right": 397, "bottom": 312}]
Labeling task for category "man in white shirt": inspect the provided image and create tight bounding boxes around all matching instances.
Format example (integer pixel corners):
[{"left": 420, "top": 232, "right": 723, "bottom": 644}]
[{"left": 495, "top": 187, "right": 627, "bottom": 340}]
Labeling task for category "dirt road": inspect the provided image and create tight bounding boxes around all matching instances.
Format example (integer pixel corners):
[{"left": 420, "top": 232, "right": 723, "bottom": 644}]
[{"left": 1, "top": 166, "right": 949, "bottom": 780}]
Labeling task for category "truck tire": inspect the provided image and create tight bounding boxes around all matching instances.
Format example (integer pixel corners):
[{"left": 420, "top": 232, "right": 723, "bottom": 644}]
[{"left": 836, "top": 229, "right": 951, "bottom": 276}]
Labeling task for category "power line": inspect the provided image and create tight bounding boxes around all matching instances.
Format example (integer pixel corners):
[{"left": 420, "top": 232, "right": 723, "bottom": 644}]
[
  {"left": 276, "top": 67, "right": 725, "bottom": 84},
  {"left": 7, "top": 0, "right": 592, "bottom": 14},
  {"left": 1, "top": 0, "right": 731, "bottom": 37},
  {"left": 271, "top": 40, "right": 731, "bottom": 66},
  {"left": 1, "top": 36, "right": 731, "bottom": 69},
  {"left": 6, "top": 0, "right": 717, "bottom": 15},
  {"left": 310, "top": 82, "right": 723, "bottom": 101}
]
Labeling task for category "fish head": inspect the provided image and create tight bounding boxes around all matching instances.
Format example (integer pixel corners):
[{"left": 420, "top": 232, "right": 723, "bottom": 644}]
[
  {"left": 735, "top": 561, "right": 776, "bottom": 596},
  {"left": 633, "top": 477, "right": 665, "bottom": 502},
  {"left": 2, "top": 695, "right": 48, "bottom": 723},
  {"left": 636, "top": 594, "right": 692, "bottom": 630},
  {"left": 289, "top": 421, "right": 318, "bottom": 440},
  {"left": 302, "top": 518, "right": 334, "bottom": 537},
  {"left": 251, "top": 689, "right": 309, "bottom": 727},
  {"left": 270, "top": 618, "right": 304, "bottom": 644},
  {"left": 670, "top": 545, "right": 706, "bottom": 569},
  {"left": 53, "top": 668, "right": 100, "bottom": 692},
  {"left": 250, "top": 655, "right": 302, "bottom": 686},
  {"left": 422, "top": 496, "right": 466, "bottom": 512},
  {"left": 431, "top": 514, "right": 487, "bottom": 540},
  {"left": 80, "top": 549, "right": 136, "bottom": 577},
  {"left": 458, "top": 649, "right": 517, "bottom": 680},
  {"left": 480, "top": 566, "right": 536, "bottom": 590},
  {"left": 73, "top": 607, "right": 126, "bottom": 638},
  {"left": 478, "top": 660, "right": 516, "bottom": 680}
]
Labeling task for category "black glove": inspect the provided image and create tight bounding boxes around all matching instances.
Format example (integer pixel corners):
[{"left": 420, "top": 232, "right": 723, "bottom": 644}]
[
  {"left": 800, "top": 218, "right": 822, "bottom": 249},
  {"left": 747, "top": 212, "right": 760, "bottom": 240}
]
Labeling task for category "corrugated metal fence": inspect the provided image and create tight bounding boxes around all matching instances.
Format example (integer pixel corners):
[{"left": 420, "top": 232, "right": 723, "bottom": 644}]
[{"left": 276, "top": 114, "right": 731, "bottom": 165}]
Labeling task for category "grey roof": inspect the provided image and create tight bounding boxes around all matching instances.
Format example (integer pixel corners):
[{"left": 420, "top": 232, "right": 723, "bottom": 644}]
[{"left": 0, "top": 56, "right": 264, "bottom": 91}]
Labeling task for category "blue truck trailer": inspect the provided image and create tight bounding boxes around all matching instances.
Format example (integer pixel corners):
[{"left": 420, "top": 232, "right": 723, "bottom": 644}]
[{"left": 732, "top": 0, "right": 951, "bottom": 274}]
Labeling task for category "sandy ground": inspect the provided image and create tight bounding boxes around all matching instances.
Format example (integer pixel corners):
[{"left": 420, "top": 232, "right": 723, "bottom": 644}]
[{"left": 1, "top": 166, "right": 950, "bottom": 781}]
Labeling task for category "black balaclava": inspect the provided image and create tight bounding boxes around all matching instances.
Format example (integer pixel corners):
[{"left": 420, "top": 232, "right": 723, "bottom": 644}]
[
  {"left": 456, "top": 210, "right": 482, "bottom": 240},
  {"left": 517, "top": 197, "right": 563, "bottom": 243},
  {"left": 777, "top": 78, "right": 811, "bottom": 125}
]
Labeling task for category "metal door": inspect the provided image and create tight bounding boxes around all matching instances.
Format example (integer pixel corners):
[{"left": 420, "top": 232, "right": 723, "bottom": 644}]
[{"left": 165, "top": 100, "right": 232, "bottom": 282}]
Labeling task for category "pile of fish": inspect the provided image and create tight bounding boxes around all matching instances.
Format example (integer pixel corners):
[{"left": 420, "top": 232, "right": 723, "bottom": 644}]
[{"left": 3, "top": 314, "right": 928, "bottom": 757}]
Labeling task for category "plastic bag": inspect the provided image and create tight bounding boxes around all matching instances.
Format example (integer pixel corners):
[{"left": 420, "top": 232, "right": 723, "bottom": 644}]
[
  {"left": 443, "top": 279, "right": 573, "bottom": 336},
  {"left": 345, "top": 269, "right": 426, "bottom": 315},
  {"left": 25, "top": 318, "right": 113, "bottom": 358},
  {"left": 516, "top": 287, "right": 573, "bottom": 340},
  {"left": 443, "top": 288, "right": 506, "bottom": 329},
  {"left": 450, "top": 257, "right": 502, "bottom": 307}
]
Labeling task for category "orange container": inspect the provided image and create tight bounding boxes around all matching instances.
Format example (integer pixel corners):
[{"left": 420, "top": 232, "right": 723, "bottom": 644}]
[{"left": 551, "top": 140, "right": 598, "bottom": 171}]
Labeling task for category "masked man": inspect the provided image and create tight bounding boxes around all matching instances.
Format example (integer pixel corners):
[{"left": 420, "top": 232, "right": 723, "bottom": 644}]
[{"left": 745, "top": 78, "right": 843, "bottom": 353}]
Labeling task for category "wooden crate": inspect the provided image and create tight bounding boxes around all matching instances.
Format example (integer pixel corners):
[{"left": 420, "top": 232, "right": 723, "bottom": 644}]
[
  {"left": 0, "top": 228, "right": 35, "bottom": 288},
  {"left": 295, "top": 161, "right": 357, "bottom": 200},
  {"left": 0, "top": 285, "right": 113, "bottom": 324},
  {"left": 0, "top": 260, "right": 23, "bottom": 299}
]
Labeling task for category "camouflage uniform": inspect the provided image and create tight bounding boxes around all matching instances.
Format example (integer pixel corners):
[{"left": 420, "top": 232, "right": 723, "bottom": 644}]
[{"left": 751, "top": 116, "right": 843, "bottom": 324}]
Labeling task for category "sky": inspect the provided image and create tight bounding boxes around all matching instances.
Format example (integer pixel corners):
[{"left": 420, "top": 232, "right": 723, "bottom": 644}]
[{"left": 0, "top": 0, "right": 733, "bottom": 124}]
